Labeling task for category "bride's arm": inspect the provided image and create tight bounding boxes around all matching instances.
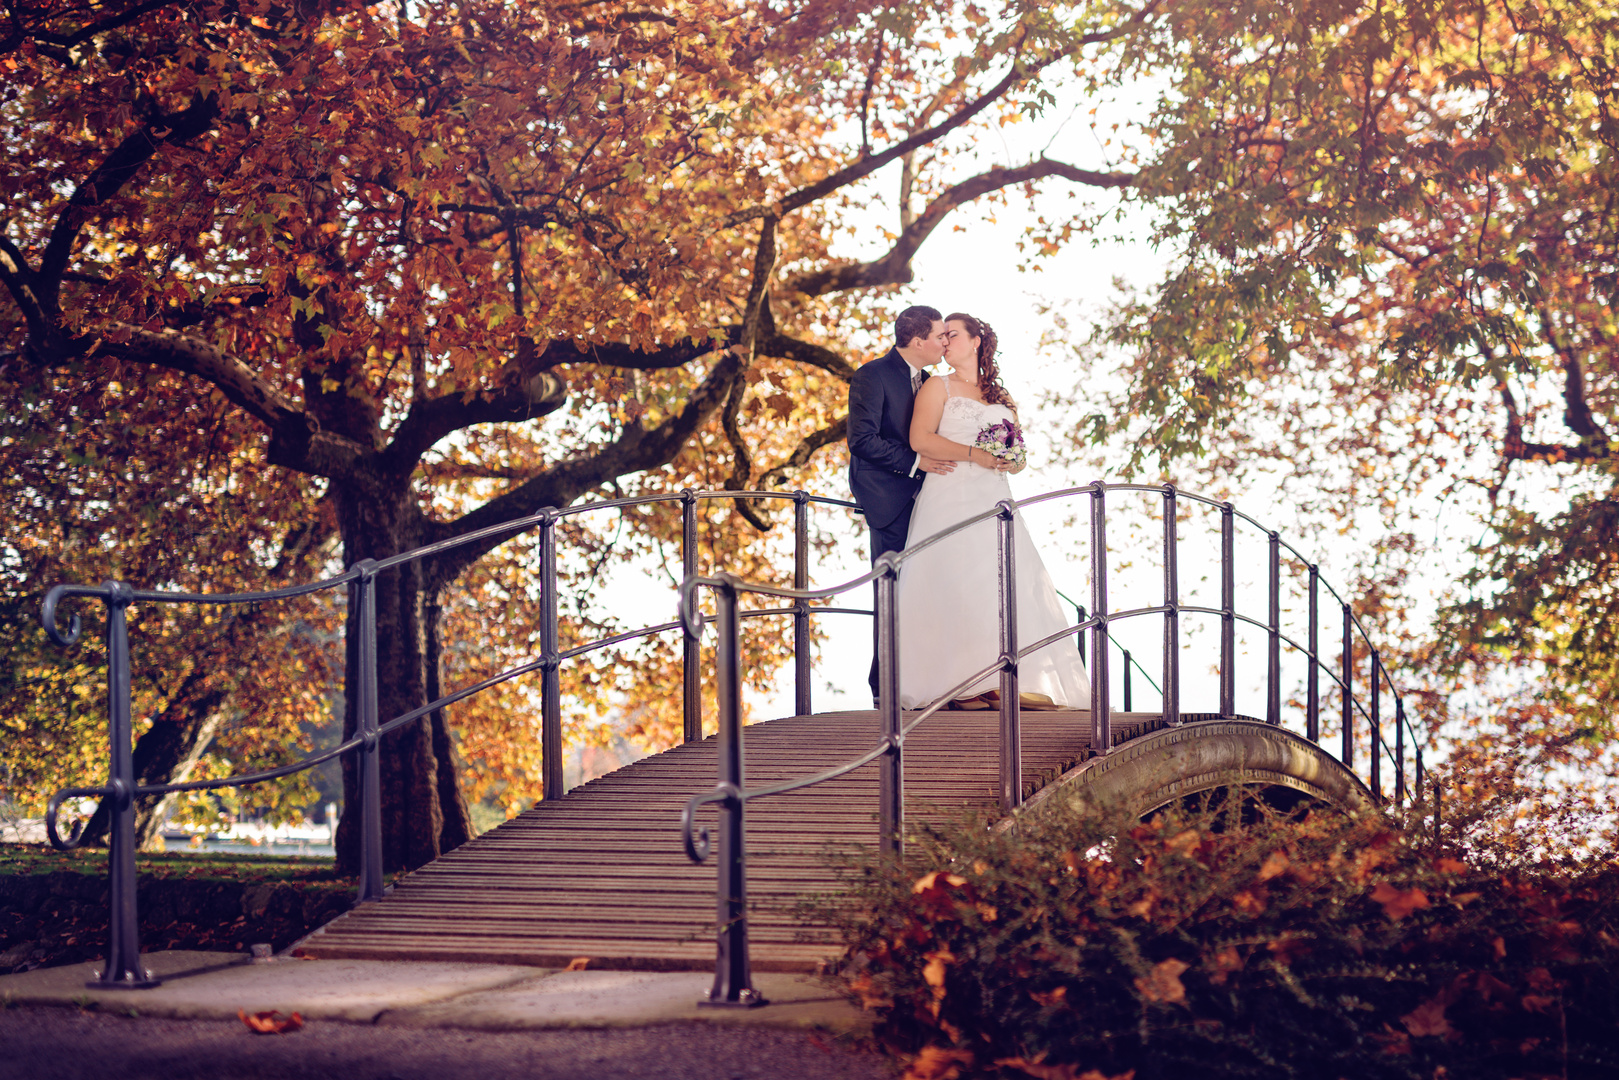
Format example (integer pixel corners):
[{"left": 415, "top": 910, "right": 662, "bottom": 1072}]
[{"left": 909, "top": 378, "right": 998, "bottom": 467}]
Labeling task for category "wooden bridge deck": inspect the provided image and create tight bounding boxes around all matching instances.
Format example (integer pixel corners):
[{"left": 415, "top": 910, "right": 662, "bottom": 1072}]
[{"left": 296, "top": 709, "right": 1169, "bottom": 971}]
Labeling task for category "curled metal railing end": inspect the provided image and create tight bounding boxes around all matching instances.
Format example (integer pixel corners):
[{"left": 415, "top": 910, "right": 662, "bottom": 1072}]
[
  {"left": 681, "top": 794, "right": 714, "bottom": 863},
  {"left": 996, "top": 498, "right": 1015, "bottom": 519},
  {"left": 41, "top": 585, "right": 83, "bottom": 647},
  {"left": 678, "top": 577, "right": 705, "bottom": 641},
  {"left": 45, "top": 786, "right": 108, "bottom": 851}
]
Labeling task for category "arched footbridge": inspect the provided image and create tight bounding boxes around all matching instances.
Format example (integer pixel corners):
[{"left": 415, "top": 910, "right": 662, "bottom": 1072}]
[{"left": 40, "top": 484, "right": 1416, "bottom": 1003}]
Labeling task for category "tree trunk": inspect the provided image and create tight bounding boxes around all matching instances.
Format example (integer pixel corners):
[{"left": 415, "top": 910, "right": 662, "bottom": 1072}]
[
  {"left": 333, "top": 488, "right": 472, "bottom": 875},
  {"left": 81, "top": 685, "right": 226, "bottom": 851}
]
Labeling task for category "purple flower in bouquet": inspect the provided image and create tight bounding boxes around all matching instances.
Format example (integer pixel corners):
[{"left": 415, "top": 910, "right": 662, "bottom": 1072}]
[{"left": 972, "top": 418, "right": 1027, "bottom": 468}]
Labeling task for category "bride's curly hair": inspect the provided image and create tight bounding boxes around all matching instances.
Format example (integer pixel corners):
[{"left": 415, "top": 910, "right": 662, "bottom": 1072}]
[{"left": 946, "top": 312, "right": 1015, "bottom": 411}]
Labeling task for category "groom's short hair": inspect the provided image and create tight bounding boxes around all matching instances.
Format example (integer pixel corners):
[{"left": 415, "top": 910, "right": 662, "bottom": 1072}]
[{"left": 894, "top": 305, "right": 943, "bottom": 350}]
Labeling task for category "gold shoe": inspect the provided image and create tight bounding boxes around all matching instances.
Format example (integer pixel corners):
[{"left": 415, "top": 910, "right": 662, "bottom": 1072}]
[
  {"left": 947, "top": 694, "right": 994, "bottom": 711},
  {"left": 1018, "top": 692, "right": 1061, "bottom": 711}
]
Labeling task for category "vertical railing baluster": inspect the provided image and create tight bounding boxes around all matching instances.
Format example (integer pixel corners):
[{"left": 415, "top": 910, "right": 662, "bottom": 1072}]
[
  {"left": 1306, "top": 565, "right": 1320, "bottom": 743},
  {"left": 1370, "top": 652, "right": 1382, "bottom": 802},
  {"left": 997, "top": 502, "right": 1022, "bottom": 809},
  {"left": 1413, "top": 722, "right": 1424, "bottom": 802},
  {"left": 97, "top": 582, "right": 156, "bottom": 988},
  {"left": 1341, "top": 603, "right": 1354, "bottom": 769},
  {"left": 539, "top": 511, "right": 563, "bottom": 800},
  {"left": 1076, "top": 603, "right": 1087, "bottom": 664},
  {"left": 1090, "top": 484, "right": 1112, "bottom": 755},
  {"left": 703, "top": 573, "right": 763, "bottom": 1007},
  {"left": 1220, "top": 502, "right": 1235, "bottom": 718},
  {"left": 355, "top": 564, "right": 386, "bottom": 902},
  {"left": 875, "top": 556, "right": 904, "bottom": 855},
  {"left": 1266, "top": 532, "right": 1281, "bottom": 725},
  {"left": 792, "top": 491, "right": 812, "bottom": 718},
  {"left": 1122, "top": 650, "right": 1133, "bottom": 713},
  {"left": 1395, "top": 692, "right": 1406, "bottom": 806},
  {"left": 682, "top": 490, "right": 702, "bottom": 743},
  {"left": 1163, "top": 484, "right": 1181, "bottom": 727}
]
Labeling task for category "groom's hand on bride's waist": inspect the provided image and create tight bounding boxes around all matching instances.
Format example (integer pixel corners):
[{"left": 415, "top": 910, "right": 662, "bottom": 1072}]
[{"left": 918, "top": 455, "right": 956, "bottom": 475}]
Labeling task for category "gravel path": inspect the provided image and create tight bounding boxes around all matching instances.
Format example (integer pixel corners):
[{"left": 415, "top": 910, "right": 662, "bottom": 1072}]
[{"left": 0, "top": 1006, "right": 895, "bottom": 1080}]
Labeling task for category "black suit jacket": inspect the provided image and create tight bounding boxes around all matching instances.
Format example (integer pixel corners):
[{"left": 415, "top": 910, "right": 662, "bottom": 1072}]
[{"left": 847, "top": 349, "right": 924, "bottom": 529}]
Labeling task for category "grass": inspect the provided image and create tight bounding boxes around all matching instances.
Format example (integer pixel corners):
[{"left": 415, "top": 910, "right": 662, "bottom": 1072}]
[{"left": 0, "top": 843, "right": 339, "bottom": 884}]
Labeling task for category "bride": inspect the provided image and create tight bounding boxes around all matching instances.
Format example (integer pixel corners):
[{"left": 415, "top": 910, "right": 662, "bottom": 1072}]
[{"left": 896, "top": 312, "right": 1091, "bottom": 711}]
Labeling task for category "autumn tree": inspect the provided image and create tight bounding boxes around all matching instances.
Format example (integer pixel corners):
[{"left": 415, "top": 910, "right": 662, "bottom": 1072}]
[
  {"left": 1041, "top": 0, "right": 1618, "bottom": 828},
  {"left": 2, "top": 0, "right": 1162, "bottom": 870}
]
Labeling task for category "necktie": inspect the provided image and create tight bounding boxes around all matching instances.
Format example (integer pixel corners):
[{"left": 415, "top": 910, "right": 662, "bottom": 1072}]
[{"left": 910, "top": 368, "right": 924, "bottom": 395}]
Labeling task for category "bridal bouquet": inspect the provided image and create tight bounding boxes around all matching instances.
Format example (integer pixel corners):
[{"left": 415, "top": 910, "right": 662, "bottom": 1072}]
[{"left": 973, "top": 418, "right": 1027, "bottom": 467}]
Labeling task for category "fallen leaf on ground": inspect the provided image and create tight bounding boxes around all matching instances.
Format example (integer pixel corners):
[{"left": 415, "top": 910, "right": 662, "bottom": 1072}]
[
  {"left": 238, "top": 1009, "right": 303, "bottom": 1034},
  {"left": 565, "top": 957, "right": 590, "bottom": 971}
]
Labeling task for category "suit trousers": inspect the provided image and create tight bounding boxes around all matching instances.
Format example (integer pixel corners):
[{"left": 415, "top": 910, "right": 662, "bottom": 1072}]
[{"left": 867, "top": 508, "right": 914, "bottom": 701}]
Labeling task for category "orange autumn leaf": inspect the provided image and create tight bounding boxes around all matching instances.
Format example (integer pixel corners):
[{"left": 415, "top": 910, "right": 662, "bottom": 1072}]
[
  {"left": 565, "top": 957, "right": 590, "bottom": 971},
  {"left": 1370, "top": 882, "right": 1431, "bottom": 921},
  {"left": 1256, "top": 850, "right": 1290, "bottom": 882},
  {"left": 902, "top": 1045, "right": 974, "bottom": 1080},
  {"left": 1400, "top": 995, "right": 1455, "bottom": 1040},
  {"left": 238, "top": 1009, "right": 304, "bottom": 1034},
  {"left": 1134, "top": 958, "right": 1190, "bottom": 1005}
]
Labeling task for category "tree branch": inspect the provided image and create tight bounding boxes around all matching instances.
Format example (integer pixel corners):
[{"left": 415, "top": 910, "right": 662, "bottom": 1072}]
[
  {"left": 38, "top": 94, "right": 220, "bottom": 310},
  {"left": 723, "top": 218, "right": 780, "bottom": 530},
  {"left": 383, "top": 373, "right": 567, "bottom": 472},
  {"left": 787, "top": 157, "right": 1133, "bottom": 296},
  {"left": 758, "top": 416, "right": 847, "bottom": 489},
  {"left": 759, "top": 332, "right": 858, "bottom": 380},
  {"left": 425, "top": 349, "right": 748, "bottom": 585}
]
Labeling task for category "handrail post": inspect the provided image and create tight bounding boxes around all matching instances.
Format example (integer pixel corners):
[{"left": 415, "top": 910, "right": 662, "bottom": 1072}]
[
  {"left": 1341, "top": 603, "right": 1354, "bottom": 769},
  {"left": 703, "top": 573, "right": 764, "bottom": 1007},
  {"left": 792, "top": 491, "right": 812, "bottom": 718},
  {"left": 1122, "top": 650, "right": 1133, "bottom": 712},
  {"left": 1306, "top": 565, "right": 1320, "bottom": 742},
  {"left": 1395, "top": 694, "right": 1406, "bottom": 806},
  {"left": 1266, "top": 532, "right": 1281, "bottom": 725},
  {"left": 1370, "top": 653, "right": 1382, "bottom": 802},
  {"left": 539, "top": 511, "right": 563, "bottom": 800},
  {"left": 875, "top": 555, "right": 904, "bottom": 855},
  {"left": 1219, "top": 502, "right": 1235, "bottom": 718},
  {"left": 1090, "top": 484, "right": 1112, "bottom": 755},
  {"left": 1162, "top": 484, "right": 1181, "bottom": 727},
  {"left": 682, "top": 490, "right": 702, "bottom": 742},
  {"left": 996, "top": 503, "right": 1022, "bottom": 809},
  {"left": 95, "top": 581, "right": 157, "bottom": 989},
  {"left": 354, "top": 564, "right": 386, "bottom": 904}
]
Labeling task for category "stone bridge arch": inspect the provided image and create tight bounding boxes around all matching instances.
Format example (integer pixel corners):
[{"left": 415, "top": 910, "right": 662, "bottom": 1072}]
[{"left": 1023, "top": 719, "right": 1376, "bottom": 818}]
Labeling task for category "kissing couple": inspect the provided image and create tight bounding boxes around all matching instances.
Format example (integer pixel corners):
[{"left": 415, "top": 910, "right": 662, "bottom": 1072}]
[{"left": 847, "top": 305, "right": 1091, "bottom": 712}]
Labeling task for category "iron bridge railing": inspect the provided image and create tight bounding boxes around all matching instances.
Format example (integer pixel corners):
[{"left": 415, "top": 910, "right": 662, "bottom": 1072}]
[
  {"left": 34, "top": 483, "right": 1421, "bottom": 1001},
  {"left": 676, "top": 481, "right": 1425, "bottom": 1007},
  {"left": 37, "top": 489, "right": 860, "bottom": 988}
]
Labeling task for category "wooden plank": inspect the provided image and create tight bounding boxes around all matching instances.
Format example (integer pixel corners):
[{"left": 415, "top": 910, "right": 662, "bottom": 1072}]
[{"left": 296, "top": 709, "right": 1156, "bottom": 970}]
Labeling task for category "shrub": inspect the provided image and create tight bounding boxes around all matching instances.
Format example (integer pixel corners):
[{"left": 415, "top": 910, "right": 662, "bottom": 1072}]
[{"left": 815, "top": 793, "right": 1619, "bottom": 1080}]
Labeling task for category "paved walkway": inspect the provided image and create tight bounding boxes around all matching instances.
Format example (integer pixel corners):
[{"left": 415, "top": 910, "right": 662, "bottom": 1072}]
[{"left": 0, "top": 951, "right": 888, "bottom": 1079}]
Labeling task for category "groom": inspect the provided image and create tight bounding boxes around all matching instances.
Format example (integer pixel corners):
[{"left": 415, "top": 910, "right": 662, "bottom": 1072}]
[{"left": 847, "top": 304, "right": 955, "bottom": 701}]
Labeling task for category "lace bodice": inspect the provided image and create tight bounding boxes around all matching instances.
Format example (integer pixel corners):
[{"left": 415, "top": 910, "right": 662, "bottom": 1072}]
[{"left": 937, "top": 385, "right": 1014, "bottom": 444}]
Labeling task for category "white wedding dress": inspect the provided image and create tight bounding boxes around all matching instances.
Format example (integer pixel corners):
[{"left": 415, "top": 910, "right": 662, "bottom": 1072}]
[{"left": 896, "top": 384, "right": 1091, "bottom": 710}]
